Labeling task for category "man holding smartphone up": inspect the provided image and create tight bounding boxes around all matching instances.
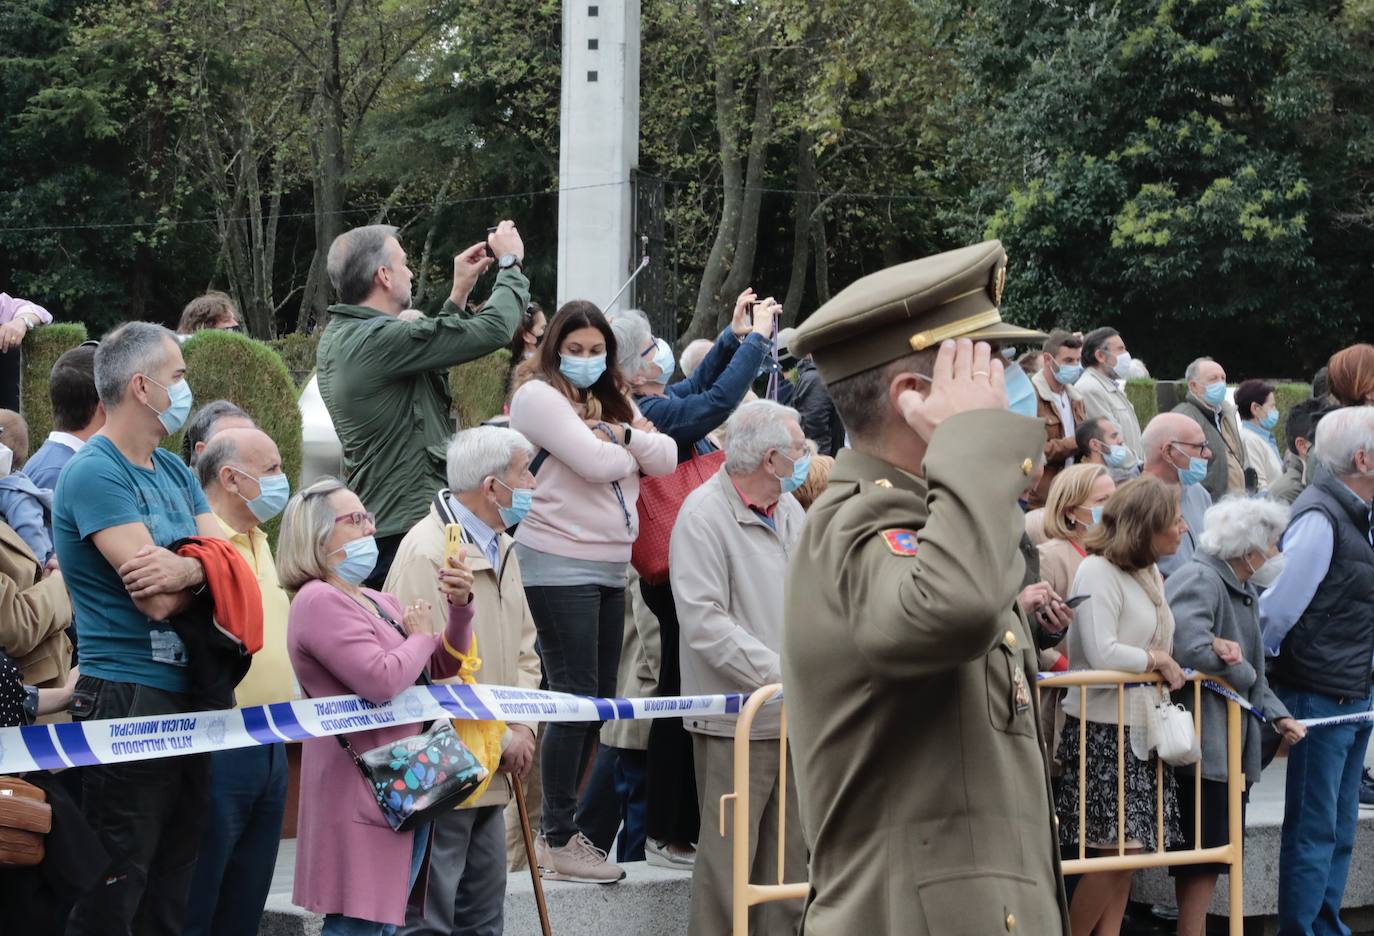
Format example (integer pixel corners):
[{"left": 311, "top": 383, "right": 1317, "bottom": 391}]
[{"left": 318, "top": 221, "right": 529, "bottom": 588}]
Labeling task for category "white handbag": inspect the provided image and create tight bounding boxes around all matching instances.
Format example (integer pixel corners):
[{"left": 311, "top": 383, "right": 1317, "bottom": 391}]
[{"left": 1149, "top": 686, "right": 1201, "bottom": 766}]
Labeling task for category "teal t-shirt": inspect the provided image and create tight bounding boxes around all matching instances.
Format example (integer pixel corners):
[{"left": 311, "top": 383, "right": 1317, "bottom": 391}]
[{"left": 53, "top": 435, "right": 211, "bottom": 693}]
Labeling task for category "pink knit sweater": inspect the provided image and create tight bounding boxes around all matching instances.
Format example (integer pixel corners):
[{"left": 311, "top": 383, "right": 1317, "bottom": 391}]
[{"left": 509, "top": 379, "right": 677, "bottom": 562}]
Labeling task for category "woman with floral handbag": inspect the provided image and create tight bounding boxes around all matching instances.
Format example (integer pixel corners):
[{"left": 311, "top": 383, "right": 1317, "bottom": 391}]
[{"left": 279, "top": 479, "right": 482, "bottom": 936}]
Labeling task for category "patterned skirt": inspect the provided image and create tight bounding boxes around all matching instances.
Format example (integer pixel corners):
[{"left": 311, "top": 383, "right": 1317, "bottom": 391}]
[{"left": 1055, "top": 715, "right": 1182, "bottom": 853}]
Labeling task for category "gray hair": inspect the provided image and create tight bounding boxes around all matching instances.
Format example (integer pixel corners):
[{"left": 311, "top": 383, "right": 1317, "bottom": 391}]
[
  {"left": 196, "top": 431, "right": 243, "bottom": 490},
  {"left": 608, "top": 309, "right": 653, "bottom": 381},
  {"left": 1198, "top": 497, "right": 1290, "bottom": 560},
  {"left": 183, "top": 400, "right": 253, "bottom": 467},
  {"left": 446, "top": 426, "right": 535, "bottom": 493},
  {"left": 327, "top": 225, "right": 398, "bottom": 305},
  {"left": 680, "top": 339, "right": 714, "bottom": 378},
  {"left": 1184, "top": 356, "right": 1215, "bottom": 383},
  {"left": 277, "top": 477, "right": 348, "bottom": 594},
  {"left": 94, "top": 321, "right": 177, "bottom": 407},
  {"left": 1314, "top": 406, "right": 1374, "bottom": 478},
  {"left": 724, "top": 400, "right": 800, "bottom": 474}
]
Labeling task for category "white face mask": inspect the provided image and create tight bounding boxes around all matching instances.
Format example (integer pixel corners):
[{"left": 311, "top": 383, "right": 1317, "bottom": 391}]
[
  {"left": 1247, "top": 552, "right": 1285, "bottom": 589},
  {"left": 0, "top": 442, "right": 11, "bottom": 477}
]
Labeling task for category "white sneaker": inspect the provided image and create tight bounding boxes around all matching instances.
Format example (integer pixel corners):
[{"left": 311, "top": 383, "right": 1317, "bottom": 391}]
[
  {"left": 537, "top": 833, "right": 626, "bottom": 884},
  {"left": 645, "top": 838, "right": 696, "bottom": 870}
]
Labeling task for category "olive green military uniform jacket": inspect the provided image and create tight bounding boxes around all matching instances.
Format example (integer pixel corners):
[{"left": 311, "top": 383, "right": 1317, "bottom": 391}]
[
  {"left": 782, "top": 410, "right": 1068, "bottom": 936},
  {"left": 316, "top": 269, "right": 528, "bottom": 538}
]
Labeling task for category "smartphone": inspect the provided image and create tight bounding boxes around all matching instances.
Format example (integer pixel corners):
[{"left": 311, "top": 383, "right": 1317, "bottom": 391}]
[
  {"left": 444, "top": 522, "right": 465, "bottom": 564},
  {"left": 1065, "top": 594, "right": 1091, "bottom": 609},
  {"left": 484, "top": 225, "right": 499, "bottom": 259}
]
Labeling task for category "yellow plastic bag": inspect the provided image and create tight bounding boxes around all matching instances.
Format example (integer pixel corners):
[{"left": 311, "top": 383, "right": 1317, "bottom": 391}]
[{"left": 444, "top": 633, "right": 507, "bottom": 808}]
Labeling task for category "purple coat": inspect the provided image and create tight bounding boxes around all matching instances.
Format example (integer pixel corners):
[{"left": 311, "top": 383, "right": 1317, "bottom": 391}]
[{"left": 287, "top": 581, "right": 470, "bottom": 925}]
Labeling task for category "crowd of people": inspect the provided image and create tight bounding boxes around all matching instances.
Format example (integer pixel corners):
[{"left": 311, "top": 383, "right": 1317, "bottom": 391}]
[{"left": 3, "top": 225, "right": 1374, "bottom": 936}]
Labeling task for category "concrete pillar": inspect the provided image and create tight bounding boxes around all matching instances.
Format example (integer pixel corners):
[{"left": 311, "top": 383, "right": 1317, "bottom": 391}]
[{"left": 557, "top": 0, "right": 640, "bottom": 310}]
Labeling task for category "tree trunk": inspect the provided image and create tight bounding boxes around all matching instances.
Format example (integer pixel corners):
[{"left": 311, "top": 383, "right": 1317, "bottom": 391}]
[
  {"left": 413, "top": 154, "right": 462, "bottom": 307},
  {"left": 714, "top": 56, "right": 774, "bottom": 332},
  {"left": 781, "top": 133, "right": 816, "bottom": 328},
  {"left": 680, "top": 3, "right": 744, "bottom": 347},
  {"left": 812, "top": 216, "right": 831, "bottom": 306},
  {"left": 302, "top": 0, "right": 351, "bottom": 332}
]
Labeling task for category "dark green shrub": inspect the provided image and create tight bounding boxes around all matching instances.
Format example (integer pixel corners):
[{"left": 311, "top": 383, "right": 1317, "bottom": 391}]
[
  {"left": 450, "top": 349, "right": 513, "bottom": 427},
  {"left": 1125, "top": 378, "right": 1157, "bottom": 429},
  {"left": 1272, "top": 382, "right": 1312, "bottom": 452},
  {"left": 20, "top": 323, "right": 89, "bottom": 443},
  {"left": 267, "top": 332, "right": 321, "bottom": 388},
  {"left": 163, "top": 331, "right": 303, "bottom": 542}
]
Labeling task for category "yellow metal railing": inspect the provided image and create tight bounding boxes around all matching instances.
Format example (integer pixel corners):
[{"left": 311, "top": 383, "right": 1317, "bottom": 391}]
[{"left": 724, "top": 670, "right": 1247, "bottom": 936}]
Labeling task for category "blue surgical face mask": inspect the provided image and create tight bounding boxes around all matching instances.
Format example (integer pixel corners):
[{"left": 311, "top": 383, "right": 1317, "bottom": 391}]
[
  {"left": 560, "top": 353, "right": 607, "bottom": 389},
  {"left": 1171, "top": 445, "right": 1209, "bottom": 486},
  {"left": 1260, "top": 407, "right": 1280, "bottom": 431},
  {"left": 1103, "top": 443, "right": 1132, "bottom": 468},
  {"left": 144, "top": 375, "right": 193, "bottom": 435},
  {"left": 1202, "top": 380, "right": 1227, "bottom": 407},
  {"left": 1004, "top": 363, "right": 1038, "bottom": 419},
  {"left": 234, "top": 469, "right": 290, "bottom": 523},
  {"left": 1090, "top": 505, "right": 1104, "bottom": 526},
  {"left": 494, "top": 477, "right": 534, "bottom": 529},
  {"left": 1054, "top": 363, "right": 1084, "bottom": 386},
  {"left": 332, "top": 535, "right": 378, "bottom": 586},
  {"left": 774, "top": 450, "right": 812, "bottom": 495},
  {"left": 650, "top": 339, "right": 675, "bottom": 384}
]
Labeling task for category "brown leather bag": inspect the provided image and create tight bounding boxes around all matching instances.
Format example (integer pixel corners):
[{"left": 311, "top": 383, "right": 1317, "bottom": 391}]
[{"left": 0, "top": 776, "right": 51, "bottom": 867}]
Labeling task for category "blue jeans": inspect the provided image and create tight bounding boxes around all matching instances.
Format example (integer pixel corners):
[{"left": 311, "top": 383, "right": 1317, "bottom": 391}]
[
  {"left": 184, "top": 743, "right": 289, "bottom": 936},
  {"left": 321, "top": 824, "right": 431, "bottom": 936},
  {"left": 1276, "top": 685, "right": 1374, "bottom": 936},
  {"left": 578, "top": 745, "right": 648, "bottom": 862}
]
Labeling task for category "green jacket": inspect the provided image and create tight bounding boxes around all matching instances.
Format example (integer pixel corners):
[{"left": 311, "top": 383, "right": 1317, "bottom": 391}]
[
  {"left": 316, "top": 269, "right": 528, "bottom": 538},
  {"left": 782, "top": 411, "right": 1068, "bottom": 936}
]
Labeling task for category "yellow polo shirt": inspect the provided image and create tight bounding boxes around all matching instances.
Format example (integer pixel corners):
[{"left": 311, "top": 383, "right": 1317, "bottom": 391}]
[{"left": 216, "top": 514, "right": 295, "bottom": 707}]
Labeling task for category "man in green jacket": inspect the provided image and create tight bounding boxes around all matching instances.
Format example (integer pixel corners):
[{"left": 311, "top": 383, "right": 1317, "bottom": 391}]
[{"left": 317, "top": 220, "right": 529, "bottom": 587}]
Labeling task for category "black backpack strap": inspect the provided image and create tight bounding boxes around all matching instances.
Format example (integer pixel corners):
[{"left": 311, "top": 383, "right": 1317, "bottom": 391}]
[{"left": 529, "top": 449, "right": 550, "bottom": 476}]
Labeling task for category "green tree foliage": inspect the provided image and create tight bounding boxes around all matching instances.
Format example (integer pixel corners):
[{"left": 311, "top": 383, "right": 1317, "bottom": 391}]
[
  {"left": 948, "top": 0, "right": 1374, "bottom": 377},
  {"left": 19, "top": 322, "right": 88, "bottom": 443},
  {"left": 450, "top": 350, "right": 513, "bottom": 429}
]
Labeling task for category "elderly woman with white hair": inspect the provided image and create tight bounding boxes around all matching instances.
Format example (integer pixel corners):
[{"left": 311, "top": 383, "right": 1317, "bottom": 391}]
[
  {"left": 604, "top": 292, "right": 781, "bottom": 867},
  {"left": 1164, "top": 496, "right": 1306, "bottom": 936}
]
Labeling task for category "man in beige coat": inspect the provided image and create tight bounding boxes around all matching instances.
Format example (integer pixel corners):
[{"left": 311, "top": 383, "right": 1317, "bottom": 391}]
[
  {"left": 783, "top": 241, "right": 1069, "bottom": 936},
  {"left": 386, "top": 426, "right": 543, "bottom": 936},
  {"left": 672, "top": 399, "right": 808, "bottom": 936}
]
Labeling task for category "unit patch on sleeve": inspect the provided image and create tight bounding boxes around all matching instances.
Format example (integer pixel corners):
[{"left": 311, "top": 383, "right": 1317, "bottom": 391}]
[{"left": 881, "top": 529, "right": 920, "bottom": 556}]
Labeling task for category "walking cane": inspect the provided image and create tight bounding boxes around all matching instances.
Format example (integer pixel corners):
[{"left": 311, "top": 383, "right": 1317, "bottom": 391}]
[{"left": 513, "top": 773, "right": 553, "bottom": 936}]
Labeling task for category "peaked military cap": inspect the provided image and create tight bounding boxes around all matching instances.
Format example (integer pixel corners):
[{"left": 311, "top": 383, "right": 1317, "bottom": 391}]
[{"left": 787, "top": 240, "right": 1047, "bottom": 383}]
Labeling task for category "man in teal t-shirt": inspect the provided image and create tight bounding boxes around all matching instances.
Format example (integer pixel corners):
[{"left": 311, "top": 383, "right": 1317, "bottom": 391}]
[{"left": 53, "top": 321, "right": 225, "bottom": 936}]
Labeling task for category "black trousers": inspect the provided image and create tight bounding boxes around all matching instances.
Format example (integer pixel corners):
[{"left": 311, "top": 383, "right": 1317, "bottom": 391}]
[
  {"left": 639, "top": 578, "right": 700, "bottom": 845},
  {"left": 65, "top": 677, "right": 210, "bottom": 936}
]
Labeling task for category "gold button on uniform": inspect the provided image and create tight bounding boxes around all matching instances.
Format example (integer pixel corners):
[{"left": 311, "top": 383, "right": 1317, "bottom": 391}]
[
  {"left": 1003, "top": 630, "right": 1017, "bottom": 648},
  {"left": 1006, "top": 912, "right": 1016, "bottom": 930},
  {"left": 1021, "top": 458, "right": 1034, "bottom": 476},
  {"left": 874, "top": 478, "right": 893, "bottom": 489}
]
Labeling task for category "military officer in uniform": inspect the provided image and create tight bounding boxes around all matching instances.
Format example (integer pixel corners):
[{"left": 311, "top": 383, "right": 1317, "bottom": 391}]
[{"left": 782, "top": 241, "right": 1069, "bottom": 935}]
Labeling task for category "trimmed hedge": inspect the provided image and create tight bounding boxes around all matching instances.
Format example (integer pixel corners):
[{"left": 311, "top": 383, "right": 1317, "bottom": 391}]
[
  {"left": 1124, "top": 379, "right": 1158, "bottom": 428},
  {"left": 161, "top": 330, "right": 304, "bottom": 542},
  {"left": 19, "top": 323, "right": 88, "bottom": 444},
  {"left": 1272, "top": 383, "right": 1311, "bottom": 452},
  {"left": 267, "top": 332, "right": 321, "bottom": 389},
  {"left": 450, "top": 349, "right": 512, "bottom": 428}
]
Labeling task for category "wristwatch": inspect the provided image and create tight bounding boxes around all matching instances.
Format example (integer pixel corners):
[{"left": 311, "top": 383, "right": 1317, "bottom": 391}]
[
  {"left": 498, "top": 253, "right": 523, "bottom": 270},
  {"left": 622, "top": 423, "right": 633, "bottom": 446},
  {"left": 21, "top": 684, "right": 39, "bottom": 726}
]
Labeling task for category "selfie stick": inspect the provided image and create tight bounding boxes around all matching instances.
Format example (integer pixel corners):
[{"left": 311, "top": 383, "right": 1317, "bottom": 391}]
[{"left": 603, "top": 235, "right": 651, "bottom": 313}]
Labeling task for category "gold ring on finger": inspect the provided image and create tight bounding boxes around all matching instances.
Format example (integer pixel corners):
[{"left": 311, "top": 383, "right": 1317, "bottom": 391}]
[{"left": 972, "top": 370, "right": 990, "bottom": 379}]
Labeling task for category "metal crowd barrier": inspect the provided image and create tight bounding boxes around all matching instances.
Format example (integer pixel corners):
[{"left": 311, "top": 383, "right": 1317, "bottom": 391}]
[{"left": 723, "top": 670, "right": 1246, "bottom": 936}]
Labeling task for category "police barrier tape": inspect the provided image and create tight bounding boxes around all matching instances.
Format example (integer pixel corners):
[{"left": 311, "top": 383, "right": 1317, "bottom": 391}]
[
  {"left": 0, "top": 683, "right": 750, "bottom": 775},
  {"left": 3, "top": 671, "right": 1369, "bottom": 775}
]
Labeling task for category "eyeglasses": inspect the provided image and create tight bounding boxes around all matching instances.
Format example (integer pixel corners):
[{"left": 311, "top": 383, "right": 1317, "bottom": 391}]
[
  {"left": 334, "top": 511, "right": 376, "bottom": 528},
  {"left": 640, "top": 342, "right": 656, "bottom": 359},
  {"left": 1170, "top": 440, "right": 1212, "bottom": 456}
]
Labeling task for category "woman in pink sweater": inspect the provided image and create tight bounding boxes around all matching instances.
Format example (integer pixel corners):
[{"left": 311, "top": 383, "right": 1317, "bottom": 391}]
[
  {"left": 509, "top": 300, "right": 676, "bottom": 882},
  {"left": 278, "top": 478, "right": 476, "bottom": 935}
]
